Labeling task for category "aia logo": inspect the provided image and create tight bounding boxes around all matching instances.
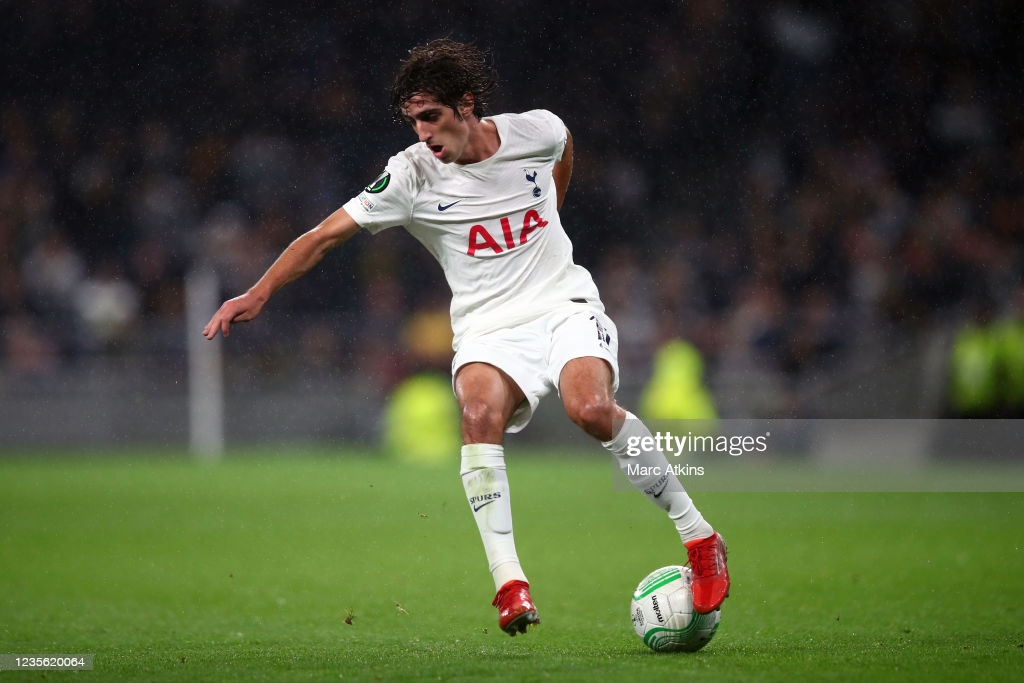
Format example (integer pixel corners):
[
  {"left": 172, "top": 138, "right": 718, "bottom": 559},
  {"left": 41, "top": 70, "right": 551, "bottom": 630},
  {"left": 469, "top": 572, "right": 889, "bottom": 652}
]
[{"left": 467, "top": 210, "right": 549, "bottom": 256}]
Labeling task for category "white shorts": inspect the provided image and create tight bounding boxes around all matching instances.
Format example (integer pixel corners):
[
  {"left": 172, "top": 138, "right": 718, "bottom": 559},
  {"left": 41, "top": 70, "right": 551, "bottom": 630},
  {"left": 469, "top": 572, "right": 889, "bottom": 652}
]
[{"left": 452, "top": 304, "right": 620, "bottom": 433}]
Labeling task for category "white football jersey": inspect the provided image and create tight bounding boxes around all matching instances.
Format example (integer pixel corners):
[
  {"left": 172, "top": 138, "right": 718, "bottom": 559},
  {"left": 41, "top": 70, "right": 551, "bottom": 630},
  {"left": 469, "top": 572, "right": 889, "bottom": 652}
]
[{"left": 343, "top": 109, "right": 603, "bottom": 348}]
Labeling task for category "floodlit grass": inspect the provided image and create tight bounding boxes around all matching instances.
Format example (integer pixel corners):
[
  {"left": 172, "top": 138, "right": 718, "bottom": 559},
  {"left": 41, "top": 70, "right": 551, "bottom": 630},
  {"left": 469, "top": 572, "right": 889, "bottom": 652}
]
[{"left": 1, "top": 449, "right": 1022, "bottom": 681}]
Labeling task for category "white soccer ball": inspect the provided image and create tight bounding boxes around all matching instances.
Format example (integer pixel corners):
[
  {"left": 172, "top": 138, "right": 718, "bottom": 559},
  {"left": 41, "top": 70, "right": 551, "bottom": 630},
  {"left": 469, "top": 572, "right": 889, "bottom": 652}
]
[{"left": 630, "top": 565, "right": 720, "bottom": 652}]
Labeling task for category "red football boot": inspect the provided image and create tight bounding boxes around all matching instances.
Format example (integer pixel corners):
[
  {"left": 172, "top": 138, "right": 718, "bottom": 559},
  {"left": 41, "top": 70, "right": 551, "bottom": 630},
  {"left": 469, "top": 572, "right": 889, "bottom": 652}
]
[
  {"left": 685, "top": 532, "right": 730, "bottom": 613},
  {"left": 492, "top": 580, "right": 540, "bottom": 636}
]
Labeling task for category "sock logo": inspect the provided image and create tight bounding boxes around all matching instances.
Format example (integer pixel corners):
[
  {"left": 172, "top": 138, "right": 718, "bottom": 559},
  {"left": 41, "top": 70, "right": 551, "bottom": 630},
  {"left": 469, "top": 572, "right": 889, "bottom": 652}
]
[
  {"left": 643, "top": 473, "right": 670, "bottom": 499},
  {"left": 469, "top": 491, "right": 502, "bottom": 512}
]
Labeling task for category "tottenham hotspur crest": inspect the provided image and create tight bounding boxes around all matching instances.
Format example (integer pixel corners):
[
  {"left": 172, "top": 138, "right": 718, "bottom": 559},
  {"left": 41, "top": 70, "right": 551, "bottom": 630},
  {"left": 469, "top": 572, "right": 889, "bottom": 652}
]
[{"left": 524, "top": 169, "right": 541, "bottom": 197}]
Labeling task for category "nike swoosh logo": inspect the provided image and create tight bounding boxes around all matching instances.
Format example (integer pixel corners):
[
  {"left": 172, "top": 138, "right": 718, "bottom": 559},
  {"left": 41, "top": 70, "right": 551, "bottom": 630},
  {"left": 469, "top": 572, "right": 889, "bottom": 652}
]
[
  {"left": 438, "top": 200, "right": 462, "bottom": 211},
  {"left": 472, "top": 500, "right": 496, "bottom": 512}
]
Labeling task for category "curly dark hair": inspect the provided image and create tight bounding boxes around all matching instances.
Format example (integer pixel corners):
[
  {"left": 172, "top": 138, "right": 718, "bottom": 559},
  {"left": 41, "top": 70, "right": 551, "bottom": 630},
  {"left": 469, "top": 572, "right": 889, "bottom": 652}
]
[{"left": 390, "top": 38, "right": 498, "bottom": 121}]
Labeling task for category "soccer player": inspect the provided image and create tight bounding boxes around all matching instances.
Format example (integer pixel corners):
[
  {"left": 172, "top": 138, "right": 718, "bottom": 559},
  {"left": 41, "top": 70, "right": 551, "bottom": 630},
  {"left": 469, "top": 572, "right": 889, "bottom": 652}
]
[{"left": 202, "top": 38, "right": 729, "bottom": 636}]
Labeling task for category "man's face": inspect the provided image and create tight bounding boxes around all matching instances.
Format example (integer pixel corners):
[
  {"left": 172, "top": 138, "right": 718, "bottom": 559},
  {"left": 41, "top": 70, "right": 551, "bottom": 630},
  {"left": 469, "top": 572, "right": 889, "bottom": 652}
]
[{"left": 401, "top": 94, "right": 472, "bottom": 164}]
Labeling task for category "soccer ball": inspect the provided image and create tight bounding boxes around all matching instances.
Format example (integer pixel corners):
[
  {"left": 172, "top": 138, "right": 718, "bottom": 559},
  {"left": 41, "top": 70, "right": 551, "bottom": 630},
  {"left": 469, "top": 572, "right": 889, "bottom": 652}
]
[{"left": 630, "top": 565, "right": 720, "bottom": 652}]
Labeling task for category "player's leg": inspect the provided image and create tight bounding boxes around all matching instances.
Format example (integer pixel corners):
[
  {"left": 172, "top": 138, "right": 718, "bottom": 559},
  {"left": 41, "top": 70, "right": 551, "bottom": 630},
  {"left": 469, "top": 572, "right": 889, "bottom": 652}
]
[
  {"left": 553, "top": 311, "right": 729, "bottom": 613},
  {"left": 454, "top": 362, "right": 525, "bottom": 588},
  {"left": 595, "top": 397, "right": 729, "bottom": 613},
  {"left": 455, "top": 361, "right": 523, "bottom": 444},
  {"left": 559, "top": 356, "right": 714, "bottom": 543},
  {"left": 454, "top": 361, "right": 539, "bottom": 635}
]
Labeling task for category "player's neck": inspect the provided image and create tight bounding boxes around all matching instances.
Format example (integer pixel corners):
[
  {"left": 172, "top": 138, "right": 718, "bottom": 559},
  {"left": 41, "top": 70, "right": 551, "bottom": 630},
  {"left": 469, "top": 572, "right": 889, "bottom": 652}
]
[{"left": 455, "top": 118, "right": 500, "bottom": 165}]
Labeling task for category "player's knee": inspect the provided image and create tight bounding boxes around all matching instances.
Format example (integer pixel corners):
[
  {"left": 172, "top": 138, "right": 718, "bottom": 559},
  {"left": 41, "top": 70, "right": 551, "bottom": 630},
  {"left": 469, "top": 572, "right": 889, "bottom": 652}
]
[
  {"left": 565, "top": 396, "right": 616, "bottom": 442},
  {"left": 460, "top": 400, "right": 505, "bottom": 442}
]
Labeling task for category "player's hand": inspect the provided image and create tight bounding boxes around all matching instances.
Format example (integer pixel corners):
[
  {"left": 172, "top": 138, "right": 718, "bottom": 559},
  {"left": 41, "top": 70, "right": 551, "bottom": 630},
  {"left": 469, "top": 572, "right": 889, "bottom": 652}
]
[{"left": 202, "top": 291, "right": 265, "bottom": 339}]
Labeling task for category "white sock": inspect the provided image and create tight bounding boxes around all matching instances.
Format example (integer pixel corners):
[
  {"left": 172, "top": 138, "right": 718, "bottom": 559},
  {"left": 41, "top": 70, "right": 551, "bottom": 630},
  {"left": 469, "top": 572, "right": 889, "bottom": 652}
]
[
  {"left": 461, "top": 444, "right": 527, "bottom": 591},
  {"left": 603, "top": 412, "right": 714, "bottom": 544}
]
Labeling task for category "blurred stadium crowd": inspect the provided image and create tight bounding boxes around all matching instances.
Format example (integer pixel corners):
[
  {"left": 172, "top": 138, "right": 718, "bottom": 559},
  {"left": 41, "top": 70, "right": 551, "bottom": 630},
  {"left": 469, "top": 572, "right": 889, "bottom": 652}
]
[{"left": 2, "top": 1, "right": 1022, "bottom": 419}]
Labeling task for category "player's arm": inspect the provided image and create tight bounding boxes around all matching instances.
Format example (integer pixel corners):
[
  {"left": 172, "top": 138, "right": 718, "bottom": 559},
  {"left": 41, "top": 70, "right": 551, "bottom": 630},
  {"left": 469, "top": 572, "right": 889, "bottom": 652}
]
[
  {"left": 553, "top": 127, "right": 573, "bottom": 211},
  {"left": 202, "top": 207, "right": 361, "bottom": 340}
]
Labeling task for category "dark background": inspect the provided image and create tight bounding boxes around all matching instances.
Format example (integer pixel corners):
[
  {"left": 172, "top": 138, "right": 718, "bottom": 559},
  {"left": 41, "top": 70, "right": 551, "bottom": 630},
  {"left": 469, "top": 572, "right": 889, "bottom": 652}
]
[{"left": 2, "top": 1, "right": 1022, "bottom": 436}]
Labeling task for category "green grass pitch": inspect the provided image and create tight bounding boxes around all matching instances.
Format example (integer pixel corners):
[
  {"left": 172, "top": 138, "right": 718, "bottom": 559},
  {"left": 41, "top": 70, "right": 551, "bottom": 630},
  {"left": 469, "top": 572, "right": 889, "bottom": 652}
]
[{"left": 1, "top": 449, "right": 1022, "bottom": 682}]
